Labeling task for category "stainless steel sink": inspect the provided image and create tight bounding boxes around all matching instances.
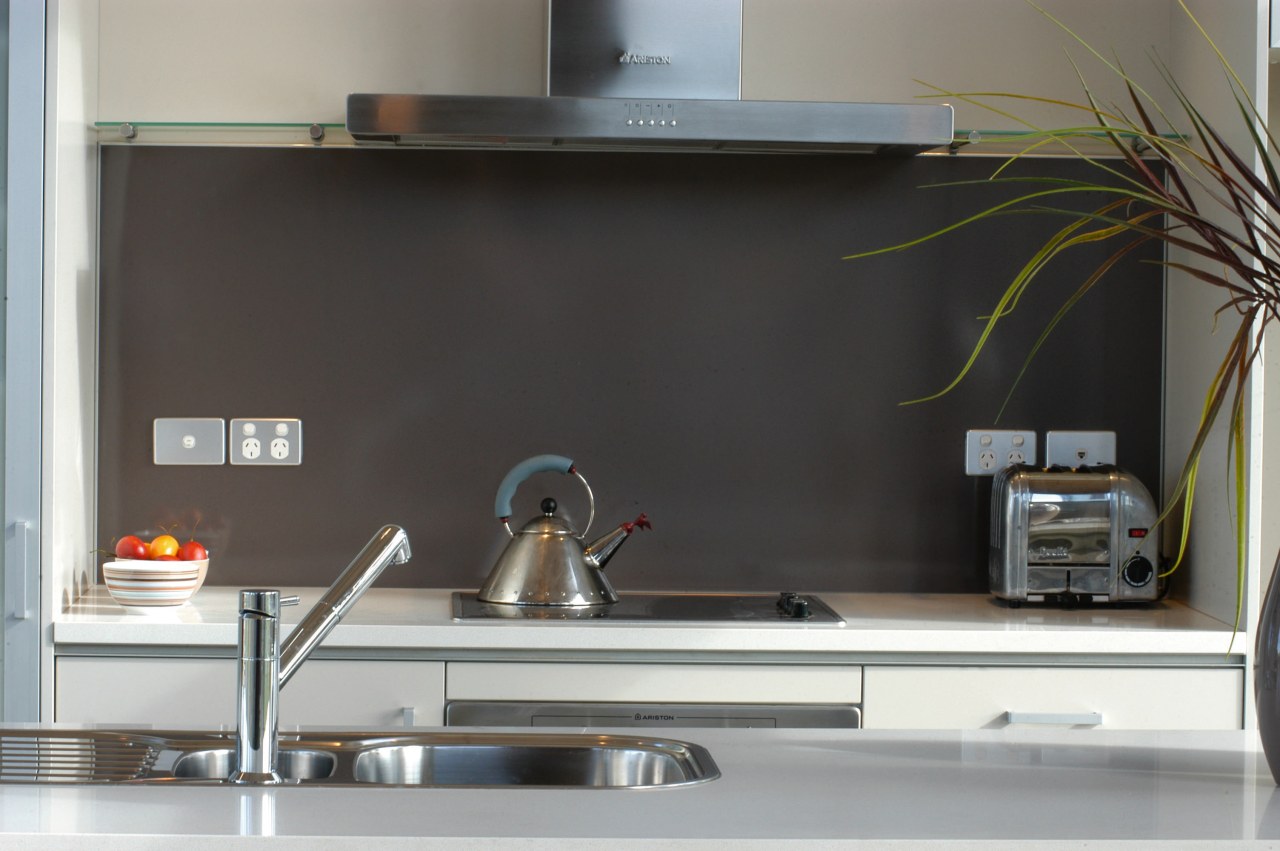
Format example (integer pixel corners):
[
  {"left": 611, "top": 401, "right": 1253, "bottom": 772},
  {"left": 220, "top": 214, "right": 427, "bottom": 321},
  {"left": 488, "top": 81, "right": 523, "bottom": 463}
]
[
  {"left": 172, "top": 748, "right": 337, "bottom": 781},
  {"left": 0, "top": 730, "right": 719, "bottom": 788},
  {"left": 351, "top": 737, "right": 711, "bottom": 787}
]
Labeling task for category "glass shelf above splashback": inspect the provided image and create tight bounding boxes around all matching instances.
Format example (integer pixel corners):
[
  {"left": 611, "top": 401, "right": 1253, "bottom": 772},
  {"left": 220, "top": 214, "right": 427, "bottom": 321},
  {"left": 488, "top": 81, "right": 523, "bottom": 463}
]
[
  {"left": 93, "top": 120, "right": 1181, "bottom": 157},
  {"left": 94, "top": 121, "right": 351, "bottom": 147}
]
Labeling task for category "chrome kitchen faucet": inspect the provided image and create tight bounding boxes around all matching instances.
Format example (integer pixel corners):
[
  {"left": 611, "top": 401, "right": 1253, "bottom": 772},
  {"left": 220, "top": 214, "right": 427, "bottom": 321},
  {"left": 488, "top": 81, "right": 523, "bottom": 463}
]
[{"left": 232, "top": 525, "right": 412, "bottom": 783}]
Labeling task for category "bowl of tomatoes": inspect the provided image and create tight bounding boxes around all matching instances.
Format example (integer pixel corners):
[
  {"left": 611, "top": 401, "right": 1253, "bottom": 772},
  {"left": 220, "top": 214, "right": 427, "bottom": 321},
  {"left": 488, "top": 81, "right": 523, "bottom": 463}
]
[{"left": 104, "top": 533, "right": 210, "bottom": 609}]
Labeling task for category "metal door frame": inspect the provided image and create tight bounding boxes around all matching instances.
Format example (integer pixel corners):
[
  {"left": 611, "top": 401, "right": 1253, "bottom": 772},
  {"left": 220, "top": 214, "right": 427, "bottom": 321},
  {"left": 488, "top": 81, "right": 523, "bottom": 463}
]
[{"left": 4, "top": 0, "right": 45, "bottom": 721}]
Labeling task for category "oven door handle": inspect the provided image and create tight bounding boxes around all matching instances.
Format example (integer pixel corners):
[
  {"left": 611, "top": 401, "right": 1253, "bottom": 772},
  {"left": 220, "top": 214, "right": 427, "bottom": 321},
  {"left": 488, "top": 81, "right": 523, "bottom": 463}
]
[{"left": 1005, "top": 711, "right": 1103, "bottom": 726}]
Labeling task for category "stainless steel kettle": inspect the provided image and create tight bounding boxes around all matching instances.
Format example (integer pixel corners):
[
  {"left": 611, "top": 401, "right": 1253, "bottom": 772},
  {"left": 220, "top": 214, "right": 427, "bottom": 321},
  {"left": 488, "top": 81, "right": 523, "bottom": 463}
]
[{"left": 477, "top": 454, "right": 650, "bottom": 607}]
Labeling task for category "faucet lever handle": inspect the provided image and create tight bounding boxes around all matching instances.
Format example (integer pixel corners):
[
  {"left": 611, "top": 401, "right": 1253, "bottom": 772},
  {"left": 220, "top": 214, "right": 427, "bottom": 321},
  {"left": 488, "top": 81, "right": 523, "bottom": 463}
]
[{"left": 238, "top": 589, "right": 300, "bottom": 617}]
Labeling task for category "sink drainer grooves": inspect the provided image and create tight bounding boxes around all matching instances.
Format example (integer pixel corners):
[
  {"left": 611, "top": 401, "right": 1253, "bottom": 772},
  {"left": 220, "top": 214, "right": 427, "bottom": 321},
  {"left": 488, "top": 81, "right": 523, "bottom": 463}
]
[{"left": 0, "top": 735, "right": 159, "bottom": 782}]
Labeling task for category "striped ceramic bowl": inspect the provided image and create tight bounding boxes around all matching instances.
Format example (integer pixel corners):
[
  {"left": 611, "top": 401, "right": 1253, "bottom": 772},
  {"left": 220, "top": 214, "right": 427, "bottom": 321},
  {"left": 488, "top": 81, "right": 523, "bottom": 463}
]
[{"left": 102, "top": 559, "right": 206, "bottom": 608}]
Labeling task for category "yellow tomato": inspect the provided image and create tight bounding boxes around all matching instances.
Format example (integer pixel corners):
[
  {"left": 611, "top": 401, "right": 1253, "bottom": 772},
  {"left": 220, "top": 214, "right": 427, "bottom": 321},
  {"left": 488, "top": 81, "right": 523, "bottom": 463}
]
[{"left": 149, "top": 534, "right": 180, "bottom": 559}]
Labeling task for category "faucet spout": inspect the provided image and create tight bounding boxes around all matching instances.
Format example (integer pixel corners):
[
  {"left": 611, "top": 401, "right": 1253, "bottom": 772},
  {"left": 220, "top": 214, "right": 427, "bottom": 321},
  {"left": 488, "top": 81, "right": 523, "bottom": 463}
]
[
  {"left": 232, "top": 524, "right": 410, "bottom": 784},
  {"left": 279, "top": 524, "right": 411, "bottom": 687}
]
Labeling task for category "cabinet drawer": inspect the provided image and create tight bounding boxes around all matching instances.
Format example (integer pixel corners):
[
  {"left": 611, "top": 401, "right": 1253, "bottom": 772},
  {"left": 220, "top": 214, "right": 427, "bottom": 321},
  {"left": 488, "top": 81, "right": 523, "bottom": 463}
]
[
  {"left": 448, "top": 662, "right": 862, "bottom": 704},
  {"left": 862, "top": 666, "right": 1242, "bottom": 730},
  {"left": 55, "top": 658, "right": 445, "bottom": 727}
]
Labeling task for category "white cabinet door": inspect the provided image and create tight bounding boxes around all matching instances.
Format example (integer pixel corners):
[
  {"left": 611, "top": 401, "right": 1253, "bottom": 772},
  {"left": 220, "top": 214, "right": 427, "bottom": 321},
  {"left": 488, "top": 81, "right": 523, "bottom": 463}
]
[
  {"left": 55, "top": 657, "right": 445, "bottom": 727},
  {"left": 447, "top": 662, "right": 862, "bottom": 703},
  {"left": 862, "top": 666, "right": 1243, "bottom": 730}
]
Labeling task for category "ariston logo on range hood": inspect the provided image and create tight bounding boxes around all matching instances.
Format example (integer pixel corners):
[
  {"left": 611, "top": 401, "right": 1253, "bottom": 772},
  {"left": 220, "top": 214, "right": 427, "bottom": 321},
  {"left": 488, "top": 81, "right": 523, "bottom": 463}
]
[{"left": 617, "top": 52, "right": 673, "bottom": 66}]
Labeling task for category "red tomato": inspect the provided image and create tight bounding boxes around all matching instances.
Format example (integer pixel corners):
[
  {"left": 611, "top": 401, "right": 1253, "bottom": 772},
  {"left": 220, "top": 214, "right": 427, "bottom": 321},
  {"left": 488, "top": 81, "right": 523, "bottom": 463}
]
[
  {"left": 178, "top": 540, "right": 208, "bottom": 561},
  {"left": 149, "top": 534, "right": 180, "bottom": 559},
  {"left": 114, "top": 535, "right": 149, "bottom": 560},
  {"left": 154, "top": 554, "right": 179, "bottom": 561}
]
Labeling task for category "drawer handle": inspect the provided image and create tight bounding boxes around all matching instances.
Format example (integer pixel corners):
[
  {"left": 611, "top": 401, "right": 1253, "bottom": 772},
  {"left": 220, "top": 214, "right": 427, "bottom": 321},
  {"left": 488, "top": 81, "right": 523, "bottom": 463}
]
[{"left": 1005, "top": 711, "right": 1102, "bottom": 726}]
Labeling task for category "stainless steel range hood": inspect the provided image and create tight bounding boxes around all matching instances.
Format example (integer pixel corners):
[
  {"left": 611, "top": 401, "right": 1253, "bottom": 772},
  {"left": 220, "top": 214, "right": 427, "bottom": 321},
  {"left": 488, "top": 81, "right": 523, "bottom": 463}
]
[
  {"left": 346, "top": 0, "right": 953, "bottom": 155},
  {"left": 346, "top": 94, "right": 953, "bottom": 155}
]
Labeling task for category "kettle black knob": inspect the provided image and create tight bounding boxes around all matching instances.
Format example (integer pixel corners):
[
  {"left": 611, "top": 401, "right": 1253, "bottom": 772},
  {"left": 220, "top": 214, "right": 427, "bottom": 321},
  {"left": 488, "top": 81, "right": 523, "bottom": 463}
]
[{"left": 540, "top": 498, "right": 557, "bottom": 515}]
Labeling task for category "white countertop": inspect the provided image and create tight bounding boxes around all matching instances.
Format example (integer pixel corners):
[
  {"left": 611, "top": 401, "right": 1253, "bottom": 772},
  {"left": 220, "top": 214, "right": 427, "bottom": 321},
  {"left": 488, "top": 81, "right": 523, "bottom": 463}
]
[
  {"left": 56, "top": 587, "right": 1240, "bottom": 659},
  {"left": 0, "top": 727, "right": 1277, "bottom": 848}
]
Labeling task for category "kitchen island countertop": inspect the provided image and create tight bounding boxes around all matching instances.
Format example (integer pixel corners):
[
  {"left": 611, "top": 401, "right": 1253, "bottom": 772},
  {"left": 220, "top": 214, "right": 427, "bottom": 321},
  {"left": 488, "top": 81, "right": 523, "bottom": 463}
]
[
  {"left": 56, "top": 587, "right": 1239, "bottom": 660},
  {"left": 0, "top": 727, "right": 1277, "bottom": 848}
]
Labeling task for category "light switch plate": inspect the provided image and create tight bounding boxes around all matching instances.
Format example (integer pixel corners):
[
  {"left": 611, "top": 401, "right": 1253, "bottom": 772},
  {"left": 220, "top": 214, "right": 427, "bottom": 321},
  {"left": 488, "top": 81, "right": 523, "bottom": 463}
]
[
  {"left": 229, "top": 418, "right": 303, "bottom": 466},
  {"left": 1045, "top": 430, "right": 1116, "bottom": 467},
  {"left": 153, "top": 418, "right": 226, "bottom": 465}
]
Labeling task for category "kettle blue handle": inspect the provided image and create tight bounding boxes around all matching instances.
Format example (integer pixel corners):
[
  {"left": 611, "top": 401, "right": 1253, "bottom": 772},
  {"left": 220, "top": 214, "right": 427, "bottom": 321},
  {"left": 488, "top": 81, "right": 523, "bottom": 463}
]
[{"left": 494, "top": 454, "right": 575, "bottom": 520}]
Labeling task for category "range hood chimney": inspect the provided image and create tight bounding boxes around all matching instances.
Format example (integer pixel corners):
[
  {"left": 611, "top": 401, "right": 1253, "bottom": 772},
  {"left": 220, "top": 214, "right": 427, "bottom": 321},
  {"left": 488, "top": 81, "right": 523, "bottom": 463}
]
[{"left": 347, "top": 0, "right": 953, "bottom": 155}]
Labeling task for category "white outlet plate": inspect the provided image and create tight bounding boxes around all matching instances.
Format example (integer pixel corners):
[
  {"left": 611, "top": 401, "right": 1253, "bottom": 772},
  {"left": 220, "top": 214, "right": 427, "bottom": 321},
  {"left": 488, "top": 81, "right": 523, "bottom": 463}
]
[
  {"left": 1046, "top": 430, "right": 1116, "bottom": 467},
  {"left": 229, "top": 418, "right": 303, "bottom": 465},
  {"left": 965, "top": 429, "right": 1037, "bottom": 476}
]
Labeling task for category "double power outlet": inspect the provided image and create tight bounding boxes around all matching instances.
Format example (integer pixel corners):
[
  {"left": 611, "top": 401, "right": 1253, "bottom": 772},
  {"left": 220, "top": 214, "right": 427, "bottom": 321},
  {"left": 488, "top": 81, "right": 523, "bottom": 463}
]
[
  {"left": 964, "top": 429, "right": 1115, "bottom": 476},
  {"left": 231, "top": 418, "right": 303, "bottom": 466},
  {"left": 965, "top": 429, "right": 1035, "bottom": 475}
]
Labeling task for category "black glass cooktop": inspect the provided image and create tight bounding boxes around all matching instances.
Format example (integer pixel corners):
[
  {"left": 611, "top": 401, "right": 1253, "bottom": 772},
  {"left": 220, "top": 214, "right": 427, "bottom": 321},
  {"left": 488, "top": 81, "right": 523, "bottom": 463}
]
[{"left": 451, "top": 592, "right": 845, "bottom": 625}]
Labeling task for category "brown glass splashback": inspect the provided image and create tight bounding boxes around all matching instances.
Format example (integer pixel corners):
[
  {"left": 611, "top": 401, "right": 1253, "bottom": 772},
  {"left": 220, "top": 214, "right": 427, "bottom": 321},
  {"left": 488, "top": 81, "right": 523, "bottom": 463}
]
[{"left": 97, "top": 147, "right": 1162, "bottom": 593}]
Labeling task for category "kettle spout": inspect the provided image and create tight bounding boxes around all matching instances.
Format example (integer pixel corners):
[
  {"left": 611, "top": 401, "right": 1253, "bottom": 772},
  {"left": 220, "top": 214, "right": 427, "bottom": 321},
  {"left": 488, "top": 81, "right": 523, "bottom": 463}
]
[{"left": 584, "top": 513, "right": 651, "bottom": 571}]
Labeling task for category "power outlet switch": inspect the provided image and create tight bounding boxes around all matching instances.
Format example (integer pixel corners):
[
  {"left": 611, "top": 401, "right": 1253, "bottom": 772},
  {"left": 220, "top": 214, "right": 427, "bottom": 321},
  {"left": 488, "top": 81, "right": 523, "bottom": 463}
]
[
  {"left": 230, "top": 419, "right": 303, "bottom": 466},
  {"left": 153, "top": 418, "right": 226, "bottom": 465},
  {"left": 965, "top": 429, "right": 1037, "bottom": 476}
]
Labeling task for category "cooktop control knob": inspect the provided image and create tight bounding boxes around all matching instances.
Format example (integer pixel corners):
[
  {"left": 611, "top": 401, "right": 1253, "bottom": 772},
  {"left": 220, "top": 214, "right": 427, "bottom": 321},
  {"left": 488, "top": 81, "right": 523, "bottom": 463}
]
[
  {"left": 1122, "top": 555, "right": 1155, "bottom": 587},
  {"left": 775, "top": 592, "right": 812, "bottom": 620}
]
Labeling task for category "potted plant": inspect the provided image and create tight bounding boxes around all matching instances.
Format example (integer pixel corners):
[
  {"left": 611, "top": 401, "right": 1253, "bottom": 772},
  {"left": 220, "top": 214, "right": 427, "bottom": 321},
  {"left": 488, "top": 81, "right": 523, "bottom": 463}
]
[{"left": 846, "top": 1, "right": 1280, "bottom": 778}]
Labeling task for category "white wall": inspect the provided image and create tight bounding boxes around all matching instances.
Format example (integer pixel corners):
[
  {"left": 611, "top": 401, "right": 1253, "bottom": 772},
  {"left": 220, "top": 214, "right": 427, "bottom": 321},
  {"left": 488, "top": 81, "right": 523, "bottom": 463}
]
[
  {"left": 95, "top": 0, "right": 1174, "bottom": 131},
  {"left": 744, "top": 0, "right": 1173, "bottom": 130},
  {"left": 1164, "top": 1, "right": 1269, "bottom": 642},
  {"left": 96, "top": 0, "right": 548, "bottom": 125},
  {"left": 45, "top": 0, "right": 99, "bottom": 720}
]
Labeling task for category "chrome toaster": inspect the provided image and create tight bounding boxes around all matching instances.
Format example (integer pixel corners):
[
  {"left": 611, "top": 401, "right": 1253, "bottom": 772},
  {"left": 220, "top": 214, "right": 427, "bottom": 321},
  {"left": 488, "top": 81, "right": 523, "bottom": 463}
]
[{"left": 990, "top": 464, "right": 1160, "bottom": 605}]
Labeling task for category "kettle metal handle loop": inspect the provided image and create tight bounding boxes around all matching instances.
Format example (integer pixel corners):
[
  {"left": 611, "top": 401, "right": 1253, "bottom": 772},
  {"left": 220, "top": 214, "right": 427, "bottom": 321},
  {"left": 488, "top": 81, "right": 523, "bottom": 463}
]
[
  {"left": 495, "top": 454, "right": 595, "bottom": 539},
  {"left": 571, "top": 469, "right": 596, "bottom": 539}
]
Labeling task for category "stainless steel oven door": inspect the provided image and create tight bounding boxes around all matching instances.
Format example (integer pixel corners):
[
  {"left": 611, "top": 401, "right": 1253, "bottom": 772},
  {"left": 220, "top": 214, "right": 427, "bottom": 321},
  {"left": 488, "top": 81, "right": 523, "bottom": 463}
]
[{"left": 446, "top": 701, "right": 860, "bottom": 728}]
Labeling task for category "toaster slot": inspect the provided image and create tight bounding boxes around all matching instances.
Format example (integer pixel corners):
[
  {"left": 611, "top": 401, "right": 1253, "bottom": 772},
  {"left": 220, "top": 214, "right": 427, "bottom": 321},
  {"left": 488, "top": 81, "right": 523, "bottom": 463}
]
[{"left": 1026, "top": 492, "right": 1111, "bottom": 566}]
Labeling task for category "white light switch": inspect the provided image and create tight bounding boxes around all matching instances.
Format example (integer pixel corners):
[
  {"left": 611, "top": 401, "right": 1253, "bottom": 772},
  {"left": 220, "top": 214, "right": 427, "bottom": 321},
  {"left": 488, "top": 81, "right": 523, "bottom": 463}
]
[{"left": 153, "top": 418, "right": 226, "bottom": 465}]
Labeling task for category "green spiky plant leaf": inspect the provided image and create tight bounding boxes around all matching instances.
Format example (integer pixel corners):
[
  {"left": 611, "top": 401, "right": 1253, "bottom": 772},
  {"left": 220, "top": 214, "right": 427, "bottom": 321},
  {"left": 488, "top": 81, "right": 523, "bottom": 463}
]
[{"left": 846, "top": 1, "right": 1273, "bottom": 637}]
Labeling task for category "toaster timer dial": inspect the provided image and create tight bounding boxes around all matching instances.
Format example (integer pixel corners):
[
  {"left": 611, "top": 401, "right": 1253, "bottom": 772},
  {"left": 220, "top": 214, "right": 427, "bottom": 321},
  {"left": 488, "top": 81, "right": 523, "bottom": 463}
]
[{"left": 1121, "top": 555, "right": 1155, "bottom": 587}]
